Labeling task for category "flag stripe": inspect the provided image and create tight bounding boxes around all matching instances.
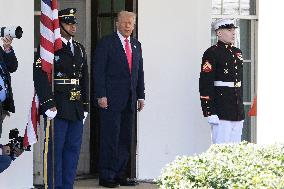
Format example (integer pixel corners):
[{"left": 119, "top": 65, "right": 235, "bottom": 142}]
[
  {"left": 40, "top": 36, "right": 55, "bottom": 54},
  {"left": 40, "top": 46, "right": 54, "bottom": 64},
  {"left": 24, "top": 95, "right": 39, "bottom": 147},
  {"left": 40, "top": 13, "right": 54, "bottom": 32}
]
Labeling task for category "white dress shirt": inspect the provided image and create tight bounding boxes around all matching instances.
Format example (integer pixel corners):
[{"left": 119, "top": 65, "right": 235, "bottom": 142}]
[{"left": 117, "top": 31, "right": 132, "bottom": 53}]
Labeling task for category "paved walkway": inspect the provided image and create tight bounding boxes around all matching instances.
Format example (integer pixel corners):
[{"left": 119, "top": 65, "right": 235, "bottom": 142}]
[{"left": 74, "top": 179, "right": 158, "bottom": 189}]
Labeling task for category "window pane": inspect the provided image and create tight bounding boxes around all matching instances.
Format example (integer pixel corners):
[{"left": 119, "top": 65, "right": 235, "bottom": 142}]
[
  {"left": 99, "top": 0, "right": 111, "bottom": 13},
  {"left": 223, "top": 0, "right": 239, "bottom": 15},
  {"left": 212, "top": 0, "right": 222, "bottom": 15},
  {"left": 242, "top": 105, "right": 251, "bottom": 142},
  {"left": 114, "top": 0, "right": 125, "bottom": 13},
  {"left": 240, "top": 0, "right": 256, "bottom": 15},
  {"left": 34, "top": 16, "right": 40, "bottom": 48},
  {"left": 238, "top": 19, "right": 251, "bottom": 60},
  {"left": 211, "top": 30, "right": 217, "bottom": 45},
  {"left": 98, "top": 17, "right": 113, "bottom": 39},
  {"left": 34, "top": 0, "right": 41, "bottom": 12},
  {"left": 211, "top": 19, "right": 218, "bottom": 45}
]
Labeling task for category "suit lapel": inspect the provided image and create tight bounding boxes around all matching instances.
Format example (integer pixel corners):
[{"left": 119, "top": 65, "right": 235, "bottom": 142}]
[
  {"left": 130, "top": 39, "right": 138, "bottom": 74},
  {"left": 114, "top": 33, "right": 129, "bottom": 71}
]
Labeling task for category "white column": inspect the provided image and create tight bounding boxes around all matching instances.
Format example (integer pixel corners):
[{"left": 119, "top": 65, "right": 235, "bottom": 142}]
[
  {"left": 257, "top": 0, "right": 284, "bottom": 143},
  {"left": 0, "top": 1, "right": 34, "bottom": 188},
  {"left": 137, "top": 0, "right": 212, "bottom": 179}
]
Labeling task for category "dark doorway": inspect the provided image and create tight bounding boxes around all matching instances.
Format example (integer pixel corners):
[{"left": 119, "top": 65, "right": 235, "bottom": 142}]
[{"left": 90, "top": 0, "right": 138, "bottom": 178}]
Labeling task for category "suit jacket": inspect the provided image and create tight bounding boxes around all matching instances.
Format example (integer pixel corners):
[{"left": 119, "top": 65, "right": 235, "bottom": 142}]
[
  {"left": 199, "top": 40, "right": 245, "bottom": 121},
  {"left": 93, "top": 32, "right": 145, "bottom": 112},
  {"left": 0, "top": 47, "right": 18, "bottom": 113},
  {"left": 33, "top": 40, "right": 89, "bottom": 121}
]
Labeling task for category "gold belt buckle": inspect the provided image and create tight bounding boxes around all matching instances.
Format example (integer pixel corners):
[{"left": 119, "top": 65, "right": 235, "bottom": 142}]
[
  {"left": 70, "top": 90, "right": 81, "bottom": 101},
  {"left": 234, "top": 81, "right": 241, "bottom": 87},
  {"left": 71, "top": 79, "right": 77, "bottom": 85}
]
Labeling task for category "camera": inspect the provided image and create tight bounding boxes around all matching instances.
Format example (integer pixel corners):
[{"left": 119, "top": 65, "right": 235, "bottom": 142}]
[
  {"left": 7, "top": 128, "right": 31, "bottom": 158},
  {"left": 0, "top": 26, "right": 23, "bottom": 39}
]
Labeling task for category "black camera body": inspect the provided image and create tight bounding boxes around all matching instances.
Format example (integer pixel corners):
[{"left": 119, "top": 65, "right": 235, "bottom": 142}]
[{"left": 7, "top": 128, "right": 31, "bottom": 158}]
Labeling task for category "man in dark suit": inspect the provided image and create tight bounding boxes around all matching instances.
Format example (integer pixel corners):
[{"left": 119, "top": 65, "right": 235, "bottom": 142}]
[
  {"left": 0, "top": 36, "right": 18, "bottom": 137},
  {"left": 33, "top": 8, "right": 89, "bottom": 189},
  {"left": 93, "top": 11, "right": 145, "bottom": 188}
]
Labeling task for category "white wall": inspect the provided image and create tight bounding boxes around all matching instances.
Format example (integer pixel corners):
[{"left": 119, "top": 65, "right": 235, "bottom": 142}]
[
  {"left": 257, "top": 1, "right": 284, "bottom": 143},
  {"left": 138, "top": 0, "right": 212, "bottom": 179},
  {"left": 0, "top": 1, "right": 34, "bottom": 188}
]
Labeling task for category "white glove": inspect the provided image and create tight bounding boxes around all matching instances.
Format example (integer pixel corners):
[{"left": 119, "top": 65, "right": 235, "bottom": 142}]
[
  {"left": 207, "top": 115, "right": 220, "bottom": 126},
  {"left": 83, "top": 112, "right": 88, "bottom": 124},
  {"left": 45, "top": 109, "right": 57, "bottom": 120}
]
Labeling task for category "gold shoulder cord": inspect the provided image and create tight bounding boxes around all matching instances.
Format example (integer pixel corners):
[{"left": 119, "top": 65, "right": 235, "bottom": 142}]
[{"left": 44, "top": 119, "right": 51, "bottom": 189}]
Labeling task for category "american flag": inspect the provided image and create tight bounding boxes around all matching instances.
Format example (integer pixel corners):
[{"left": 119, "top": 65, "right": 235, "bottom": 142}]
[
  {"left": 24, "top": 0, "right": 62, "bottom": 147},
  {"left": 40, "top": 0, "right": 62, "bottom": 79}
]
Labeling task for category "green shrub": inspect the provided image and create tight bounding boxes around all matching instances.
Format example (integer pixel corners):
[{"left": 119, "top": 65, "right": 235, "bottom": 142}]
[{"left": 157, "top": 142, "right": 284, "bottom": 189}]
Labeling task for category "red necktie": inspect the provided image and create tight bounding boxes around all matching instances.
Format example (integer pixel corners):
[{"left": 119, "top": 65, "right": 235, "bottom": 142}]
[{"left": 124, "top": 38, "right": 132, "bottom": 73}]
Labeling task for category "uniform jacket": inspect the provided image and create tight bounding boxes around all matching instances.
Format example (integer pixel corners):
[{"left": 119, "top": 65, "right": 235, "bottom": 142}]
[
  {"left": 199, "top": 40, "right": 245, "bottom": 121},
  {"left": 0, "top": 47, "right": 18, "bottom": 113},
  {"left": 33, "top": 40, "right": 89, "bottom": 121},
  {"left": 93, "top": 32, "right": 145, "bottom": 112}
]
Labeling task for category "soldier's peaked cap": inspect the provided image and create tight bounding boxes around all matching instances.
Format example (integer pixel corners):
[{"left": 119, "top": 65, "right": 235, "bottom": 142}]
[
  {"left": 58, "top": 8, "right": 77, "bottom": 24},
  {"left": 212, "top": 18, "right": 237, "bottom": 30}
]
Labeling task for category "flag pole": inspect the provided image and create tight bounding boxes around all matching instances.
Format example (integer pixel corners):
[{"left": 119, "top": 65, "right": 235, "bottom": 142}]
[
  {"left": 43, "top": 70, "right": 55, "bottom": 189},
  {"left": 51, "top": 62, "right": 55, "bottom": 189},
  {"left": 44, "top": 119, "right": 50, "bottom": 189}
]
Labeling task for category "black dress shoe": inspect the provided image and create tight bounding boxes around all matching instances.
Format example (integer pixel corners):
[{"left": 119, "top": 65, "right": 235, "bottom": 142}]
[
  {"left": 118, "top": 178, "right": 139, "bottom": 186},
  {"left": 99, "top": 179, "right": 119, "bottom": 188}
]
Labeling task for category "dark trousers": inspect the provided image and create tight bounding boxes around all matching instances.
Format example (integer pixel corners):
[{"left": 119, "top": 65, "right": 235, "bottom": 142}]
[
  {"left": 0, "top": 155, "right": 11, "bottom": 173},
  {"left": 46, "top": 117, "right": 84, "bottom": 189},
  {"left": 99, "top": 99, "right": 134, "bottom": 181}
]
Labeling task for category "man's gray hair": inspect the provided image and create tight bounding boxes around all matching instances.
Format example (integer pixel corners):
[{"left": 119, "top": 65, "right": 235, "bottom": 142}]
[{"left": 117, "top": 11, "right": 136, "bottom": 23}]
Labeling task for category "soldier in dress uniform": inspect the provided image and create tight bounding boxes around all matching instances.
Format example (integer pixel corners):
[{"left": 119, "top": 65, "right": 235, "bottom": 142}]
[
  {"left": 33, "top": 8, "right": 89, "bottom": 189},
  {"left": 199, "top": 18, "right": 245, "bottom": 144}
]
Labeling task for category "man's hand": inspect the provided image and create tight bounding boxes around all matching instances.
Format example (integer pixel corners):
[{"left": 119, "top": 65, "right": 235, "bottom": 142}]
[
  {"left": 45, "top": 107, "right": 57, "bottom": 120},
  {"left": 137, "top": 99, "right": 145, "bottom": 112},
  {"left": 207, "top": 115, "right": 220, "bottom": 126},
  {"left": 2, "top": 145, "right": 11, "bottom": 155},
  {"left": 1, "top": 36, "right": 13, "bottom": 51},
  {"left": 98, "top": 97, "right": 108, "bottom": 109}
]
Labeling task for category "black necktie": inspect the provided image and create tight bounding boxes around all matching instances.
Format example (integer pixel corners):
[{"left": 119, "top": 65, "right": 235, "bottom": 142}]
[{"left": 67, "top": 41, "right": 72, "bottom": 54}]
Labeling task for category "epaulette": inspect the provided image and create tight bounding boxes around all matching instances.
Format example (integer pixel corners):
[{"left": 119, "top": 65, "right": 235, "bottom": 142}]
[{"left": 35, "top": 58, "right": 42, "bottom": 68}]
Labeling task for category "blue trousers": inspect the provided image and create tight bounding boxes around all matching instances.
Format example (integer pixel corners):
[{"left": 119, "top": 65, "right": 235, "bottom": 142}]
[
  {"left": 0, "top": 155, "right": 11, "bottom": 173},
  {"left": 99, "top": 102, "right": 134, "bottom": 181},
  {"left": 46, "top": 117, "right": 83, "bottom": 189}
]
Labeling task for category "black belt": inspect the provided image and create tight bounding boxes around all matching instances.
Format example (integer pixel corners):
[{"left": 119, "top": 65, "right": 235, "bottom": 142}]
[{"left": 54, "top": 79, "right": 79, "bottom": 85}]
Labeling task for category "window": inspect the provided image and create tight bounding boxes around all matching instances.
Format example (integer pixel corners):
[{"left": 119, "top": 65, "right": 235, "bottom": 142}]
[{"left": 212, "top": 0, "right": 256, "bottom": 15}]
